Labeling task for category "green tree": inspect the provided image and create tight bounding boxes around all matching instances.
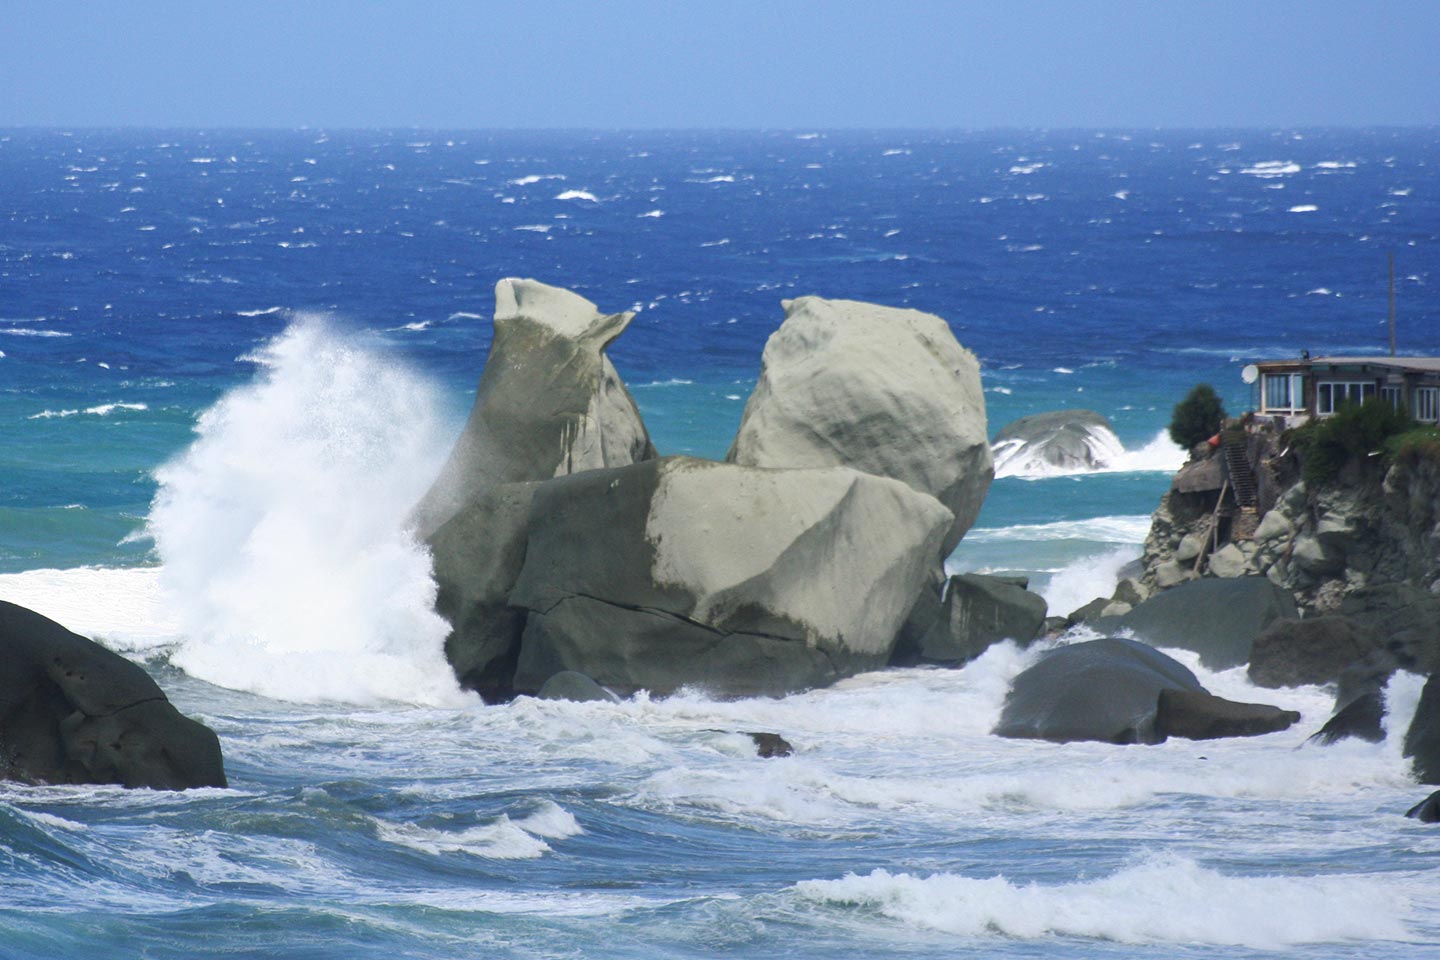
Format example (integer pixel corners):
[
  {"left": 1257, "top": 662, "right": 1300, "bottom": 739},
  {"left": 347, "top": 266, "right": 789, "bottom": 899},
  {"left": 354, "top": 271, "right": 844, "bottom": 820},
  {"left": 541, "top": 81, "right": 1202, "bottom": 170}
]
[{"left": 1169, "top": 383, "right": 1226, "bottom": 450}]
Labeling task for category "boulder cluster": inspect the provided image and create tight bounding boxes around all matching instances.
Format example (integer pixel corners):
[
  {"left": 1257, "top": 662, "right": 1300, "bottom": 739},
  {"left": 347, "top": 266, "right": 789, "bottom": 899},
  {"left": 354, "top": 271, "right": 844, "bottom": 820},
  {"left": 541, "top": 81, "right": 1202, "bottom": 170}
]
[{"left": 420, "top": 279, "right": 1000, "bottom": 702}]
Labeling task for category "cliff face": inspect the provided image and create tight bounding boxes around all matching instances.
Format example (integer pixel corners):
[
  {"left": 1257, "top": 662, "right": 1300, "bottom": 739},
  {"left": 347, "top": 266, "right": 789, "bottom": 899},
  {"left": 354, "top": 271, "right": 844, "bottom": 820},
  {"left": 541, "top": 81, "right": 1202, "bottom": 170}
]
[{"left": 1139, "top": 430, "right": 1440, "bottom": 615}]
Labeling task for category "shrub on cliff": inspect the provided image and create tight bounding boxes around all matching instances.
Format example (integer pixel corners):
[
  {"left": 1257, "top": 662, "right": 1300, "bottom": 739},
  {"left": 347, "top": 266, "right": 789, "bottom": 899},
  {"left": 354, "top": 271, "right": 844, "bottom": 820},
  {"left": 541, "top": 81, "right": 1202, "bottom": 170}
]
[
  {"left": 1169, "top": 384, "right": 1226, "bottom": 450},
  {"left": 1294, "top": 398, "right": 1414, "bottom": 485},
  {"left": 1385, "top": 425, "right": 1440, "bottom": 468}
]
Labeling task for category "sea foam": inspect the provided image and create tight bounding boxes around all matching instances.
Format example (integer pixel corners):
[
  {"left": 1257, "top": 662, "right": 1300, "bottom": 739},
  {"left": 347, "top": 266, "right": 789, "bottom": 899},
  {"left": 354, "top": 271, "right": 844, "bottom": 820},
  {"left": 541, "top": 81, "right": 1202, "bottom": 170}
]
[
  {"left": 145, "top": 318, "right": 466, "bottom": 706},
  {"left": 794, "top": 855, "right": 1413, "bottom": 946}
]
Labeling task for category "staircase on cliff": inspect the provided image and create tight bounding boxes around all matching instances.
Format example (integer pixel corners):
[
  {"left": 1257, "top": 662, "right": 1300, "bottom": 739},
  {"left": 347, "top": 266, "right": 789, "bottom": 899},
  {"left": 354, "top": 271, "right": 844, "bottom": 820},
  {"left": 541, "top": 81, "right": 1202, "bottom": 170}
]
[{"left": 1222, "top": 432, "right": 1260, "bottom": 540}]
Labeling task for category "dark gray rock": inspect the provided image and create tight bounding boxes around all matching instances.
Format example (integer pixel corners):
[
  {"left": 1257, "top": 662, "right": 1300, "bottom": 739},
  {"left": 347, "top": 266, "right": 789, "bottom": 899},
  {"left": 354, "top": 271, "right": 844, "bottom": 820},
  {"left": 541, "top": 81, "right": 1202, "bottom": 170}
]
[
  {"left": 894, "top": 572, "right": 1044, "bottom": 667},
  {"left": 1247, "top": 616, "right": 1382, "bottom": 689},
  {"left": 1403, "top": 673, "right": 1440, "bottom": 785},
  {"left": 909, "top": 573, "right": 1046, "bottom": 665},
  {"left": 412, "top": 278, "right": 655, "bottom": 537},
  {"left": 1091, "top": 577, "right": 1299, "bottom": 670},
  {"left": 509, "top": 456, "right": 953, "bottom": 697},
  {"left": 1307, "top": 691, "right": 1386, "bottom": 746},
  {"left": 0, "top": 601, "right": 226, "bottom": 790},
  {"left": 427, "top": 482, "right": 537, "bottom": 702},
  {"left": 1339, "top": 585, "right": 1440, "bottom": 675},
  {"left": 993, "top": 638, "right": 1204, "bottom": 744},
  {"left": 1405, "top": 791, "right": 1440, "bottom": 823},
  {"left": 1153, "top": 689, "right": 1300, "bottom": 740},
  {"left": 747, "top": 732, "right": 794, "bottom": 758},
  {"left": 1066, "top": 596, "right": 1111, "bottom": 626},
  {"left": 991, "top": 409, "right": 1121, "bottom": 474},
  {"left": 726, "top": 295, "right": 992, "bottom": 556},
  {"left": 535, "top": 671, "right": 621, "bottom": 703},
  {"left": 1172, "top": 456, "right": 1224, "bottom": 494}
]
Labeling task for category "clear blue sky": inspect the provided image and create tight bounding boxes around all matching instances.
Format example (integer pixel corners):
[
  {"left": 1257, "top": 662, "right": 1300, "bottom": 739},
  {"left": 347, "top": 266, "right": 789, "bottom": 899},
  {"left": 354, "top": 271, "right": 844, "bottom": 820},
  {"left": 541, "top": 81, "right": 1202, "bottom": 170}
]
[{"left": 2, "top": 0, "right": 1437, "bottom": 128}]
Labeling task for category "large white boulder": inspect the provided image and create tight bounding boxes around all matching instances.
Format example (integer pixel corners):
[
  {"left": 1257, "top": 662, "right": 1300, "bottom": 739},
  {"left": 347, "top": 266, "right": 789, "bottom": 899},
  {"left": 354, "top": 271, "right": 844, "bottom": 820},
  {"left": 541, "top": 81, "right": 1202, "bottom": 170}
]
[{"left": 727, "top": 296, "right": 992, "bottom": 556}]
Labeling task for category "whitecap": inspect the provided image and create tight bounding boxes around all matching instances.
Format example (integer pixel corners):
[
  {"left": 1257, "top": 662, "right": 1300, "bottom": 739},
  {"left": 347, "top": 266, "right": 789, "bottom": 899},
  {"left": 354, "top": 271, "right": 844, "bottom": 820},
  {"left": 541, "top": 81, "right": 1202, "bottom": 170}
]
[
  {"left": 632, "top": 378, "right": 695, "bottom": 389},
  {"left": 1, "top": 328, "right": 71, "bottom": 337},
  {"left": 1052, "top": 367, "right": 1074, "bottom": 374},
  {"left": 1288, "top": 204, "right": 1319, "bottom": 213},
  {"left": 554, "top": 189, "right": 598, "bottom": 202},
  {"left": 1314, "top": 160, "right": 1357, "bottom": 169},
  {"left": 373, "top": 815, "right": 552, "bottom": 859},
  {"left": 1240, "top": 161, "right": 1301, "bottom": 177},
  {"left": 447, "top": 311, "right": 485, "bottom": 320},
  {"left": 1008, "top": 163, "right": 1044, "bottom": 175},
  {"left": 794, "top": 855, "right": 1414, "bottom": 947},
  {"left": 638, "top": 209, "right": 664, "bottom": 218},
  {"left": 509, "top": 173, "right": 564, "bottom": 186},
  {"left": 964, "top": 514, "right": 1154, "bottom": 545},
  {"left": 235, "top": 306, "right": 283, "bottom": 317},
  {"left": 513, "top": 224, "right": 552, "bottom": 233}
]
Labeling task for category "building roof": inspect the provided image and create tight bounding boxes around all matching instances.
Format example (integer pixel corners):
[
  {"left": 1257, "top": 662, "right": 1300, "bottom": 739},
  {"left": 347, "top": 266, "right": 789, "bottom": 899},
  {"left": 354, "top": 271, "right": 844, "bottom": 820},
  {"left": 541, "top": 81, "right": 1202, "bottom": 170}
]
[{"left": 1256, "top": 356, "right": 1440, "bottom": 373}]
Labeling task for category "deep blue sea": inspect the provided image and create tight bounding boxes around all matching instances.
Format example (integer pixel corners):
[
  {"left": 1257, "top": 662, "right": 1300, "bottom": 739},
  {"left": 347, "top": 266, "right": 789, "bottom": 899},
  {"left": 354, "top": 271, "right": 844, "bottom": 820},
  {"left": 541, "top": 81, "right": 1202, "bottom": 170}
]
[{"left": 1, "top": 129, "right": 1438, "bottom": 958}]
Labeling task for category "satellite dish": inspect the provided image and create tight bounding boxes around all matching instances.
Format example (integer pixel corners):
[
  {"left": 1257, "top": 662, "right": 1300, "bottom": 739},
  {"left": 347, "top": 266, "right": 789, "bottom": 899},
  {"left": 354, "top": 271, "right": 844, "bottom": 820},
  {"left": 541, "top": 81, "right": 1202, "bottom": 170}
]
[{"left": 1241, "top": 364, "right": 1260, "bottom": 384}]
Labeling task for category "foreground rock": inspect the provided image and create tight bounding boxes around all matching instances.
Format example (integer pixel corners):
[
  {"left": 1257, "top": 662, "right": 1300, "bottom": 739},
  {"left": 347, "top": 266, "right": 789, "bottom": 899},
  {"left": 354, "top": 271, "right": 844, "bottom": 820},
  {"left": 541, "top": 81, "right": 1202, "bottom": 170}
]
[
  {"left": 991, "top": 409, "right": 1122, "bottom": 476},
  {"left": 994, "top": 639, "right": 1204, "bottom": 744},
  {"left": 994, "top": 638, "right": 1298, "bottom": 745},
  {"left": 1405, "top": 791, "right": 1440, "bottom": 823},
  {"left": 508, "top": 456, "right": 953, "bottom": 697},
  {"left": 0, "top": 601, "right": 227, "bottom": 790},
  {"left": 893, "top": 573, "right": 1046, "bottom": 665},
  {"left": 1089, "top": 577, "right": 1299, "bottom": 670},
  {"left": 412, "top": 278, "right": 655, "bottom": 537},
  {"left": 727, "top": 295, "right": 992, "bottom": 556},
  {"left": 1153, "top": 689, "right": 1299, "bottom": 740},
  {"left": 535, "top": 671, "right": 620, "bottom": 703}
]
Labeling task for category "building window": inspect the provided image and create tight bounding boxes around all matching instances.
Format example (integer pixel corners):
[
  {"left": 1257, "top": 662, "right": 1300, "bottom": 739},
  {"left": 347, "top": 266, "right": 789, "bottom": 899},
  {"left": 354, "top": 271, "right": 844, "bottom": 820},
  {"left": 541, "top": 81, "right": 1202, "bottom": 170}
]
[
  {"left": 1383, "top": 385, "right": 1404, "bottom": 411},
  {"left": 1262, "top": 373, "right": 1304, "bottom": 412},
  {"left": 1316, "top": 381, "right": 1376, "bottom": 415},
  {"left": 1417, "top": 387, "right": 1439, "bottom": 423}
]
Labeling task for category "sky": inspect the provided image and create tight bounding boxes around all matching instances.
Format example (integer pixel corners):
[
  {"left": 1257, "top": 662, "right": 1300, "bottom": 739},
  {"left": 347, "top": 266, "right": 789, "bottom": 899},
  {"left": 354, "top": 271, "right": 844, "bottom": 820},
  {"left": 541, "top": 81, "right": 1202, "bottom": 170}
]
[{"left": 2, "top": 0, "right": 1437, "bottom": 129}]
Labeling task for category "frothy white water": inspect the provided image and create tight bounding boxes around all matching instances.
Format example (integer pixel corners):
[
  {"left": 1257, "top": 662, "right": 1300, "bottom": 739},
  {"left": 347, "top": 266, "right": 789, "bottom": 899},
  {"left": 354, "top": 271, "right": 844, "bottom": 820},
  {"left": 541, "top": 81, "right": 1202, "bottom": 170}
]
[
  {"left": 995, "top": 429, "right": 1184, "bottom": 479},
  {"left": 0, "top": 566, "right": 178, "bottom": 651},
  {"left": 794, "top": 855, "right": 1414, "bottom": 946},
  {"left": 1040, "top": 545, "right": 1138, "bottom": 617},
  {"left": 965, "top": 515, "right": 1152, "bottom": 544},
  {"left": 145, "top": 318, "right": 466, "bottom": 706}
]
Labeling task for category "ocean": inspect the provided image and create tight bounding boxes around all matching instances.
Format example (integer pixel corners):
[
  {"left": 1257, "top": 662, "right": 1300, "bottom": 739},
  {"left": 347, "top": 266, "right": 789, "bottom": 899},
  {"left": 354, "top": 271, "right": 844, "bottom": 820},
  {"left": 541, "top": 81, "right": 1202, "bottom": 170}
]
[{"left": 1, "top": 128, "right": 1438, "bottom": 957}]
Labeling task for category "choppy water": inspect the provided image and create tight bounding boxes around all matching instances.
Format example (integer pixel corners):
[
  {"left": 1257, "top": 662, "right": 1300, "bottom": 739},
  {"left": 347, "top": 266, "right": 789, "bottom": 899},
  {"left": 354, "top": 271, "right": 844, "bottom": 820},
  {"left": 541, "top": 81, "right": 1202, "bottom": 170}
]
[{"left": 2, "top": 129, "right": 1439, "bottom": 957}]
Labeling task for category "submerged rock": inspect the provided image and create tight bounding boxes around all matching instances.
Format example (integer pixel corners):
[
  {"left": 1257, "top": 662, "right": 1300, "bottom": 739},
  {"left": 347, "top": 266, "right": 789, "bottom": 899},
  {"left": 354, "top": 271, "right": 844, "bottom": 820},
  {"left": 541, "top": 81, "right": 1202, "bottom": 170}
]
[
  {"left": 1089, "top": 576, "right": 1299, "bottom": 670},
  {"left": 994, "top": 638, "right": 1205, "bottom": 745},
  {"left": 727, "top": 295, "right": 991, "bottom": 556},
  {"left": 535, "top": 671, "right": 621, "bottom": 703},
  {"left": 746, "top": 732, "right": 794, "bottom": 758},
  {"left": 1308, "top": 691, "right": 1386, "bottom": 746},
  {"left": 0, "top": 601, "right": 227, "bottom": 790},
  {"left": 508, "top": 456, "right": 953, "bottom": 697},
  {"left": 412, "top": 278, "right": 655, "bottom": 537},
  {"left": 991, "top": 409, "right": 1122, "bottom": 476}
]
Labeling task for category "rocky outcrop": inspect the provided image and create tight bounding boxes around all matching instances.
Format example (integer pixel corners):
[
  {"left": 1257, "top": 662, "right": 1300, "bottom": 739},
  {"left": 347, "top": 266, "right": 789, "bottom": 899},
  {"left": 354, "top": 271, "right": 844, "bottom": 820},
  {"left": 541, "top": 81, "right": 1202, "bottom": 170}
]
[
  {"left": 0, "top": 601, "right": 227, "bottom": 790},
  {"left": 994, "top": 638, "right": 1298, "bottom": 745},
  {"left": 894, "top": 573, "right": 1046, "bottom": 665},
  {"left": 1089, "top": 577, "right": 1298, "bottom": 670},
  {"left": 1247, "top": 616, "right": 1383, "bottom": 689},
  {"left": 1405, "top": 791, "right": 1440, "bottom": 823},
  {"left": 508, "top": 456, "right": 953, "bottom": 698},
  {"left": 427, "top": 482, "right": 538, "bottom": 701},
  {"left": 727, "top": 296, "right": 992, "bottom": 556},
  {"left": 1404, "top": 673, "right": 1440, "bottom": 785},
  {"left": 1153, "top": 689, "right": 1299, "bottom": 740},
  {"left": 991, "top": 409, "right": 1122, "bottom": 476},
  {"left": 412, "top": 278, "right": 655, "bottom": 537},
  {"left": 994, "top": 638, "right": 1206, "bottom": 744}
]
